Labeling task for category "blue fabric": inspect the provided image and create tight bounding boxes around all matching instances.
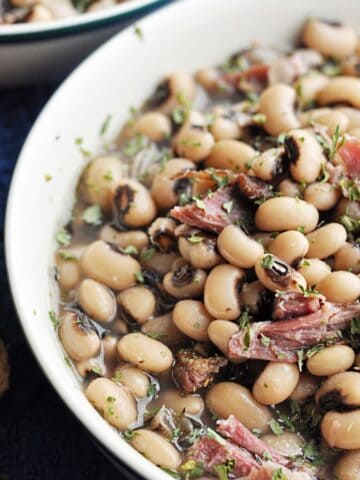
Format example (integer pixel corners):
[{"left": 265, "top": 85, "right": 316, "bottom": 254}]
[{"left": 0, "top": 86, "right": 123, "bottom": 480}]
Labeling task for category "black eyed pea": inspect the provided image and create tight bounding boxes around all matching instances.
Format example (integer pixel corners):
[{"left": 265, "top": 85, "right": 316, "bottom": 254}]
[
  {"left": 298, "top": 107, "right": 331, "bottom": 127},
  {"left": 258, "top": 84, "right": 300, "bottom": 136},
  {"left": 78, "top": 279, "right": 116, "bottom": 324},
  {"left": 129, "top": 429, "right": 181, "bottom": 469},
  {"left": 268, "top": 230, "right": 309, "bottom": 266},
  {"left": 149, "top": 71, "right": 196, "bottom": 115},
  {"left": 303, "top": 19, "right": 357, "bottom": 59},
  {"left": 151, "top": 158, "right": 195, "bottom": 210},
  {"left": 285, "top": 129, "right": 326, "bottom": 184},
  {"left": 59, "top": 311, "right": 100, "bottom": 362},
  {"left": 208, "top": 320, "right": 239, "bottom": 358},
  {"left": 304, "top": 182, "right": 341, "bottom": 211},
  {"left": 112, "top": 178, "right": 156, "bottom": 229},
  {"left": 334, "top": 243, "right": 360, "bottom": 274},
  {"left": 334, "top": 449, "right": 360, "bottom": 480},
  {"left": 148, "top": 217, "right": 177, "bottom": 253},
  {"left": 117, "top": 285, "right": 156, "bottom": 325},
  {"left": 255, "top": 197, "right": 319, "bottom": 233},
  {"left": 217, "top": 225, "right": 264, "bottom": 268},
  {"left": 55, "top": 247, "right": 84, "bottom": 290},
  {"left": 117, "top": 332, "right": 173, "bottom": 373},
  {"left": 81, "top": 240, "right": 140, "bottom": 291},
  {"left": 76, "top": 358, "right": 105, "bottom": 378},
  {"left": 307, "top": 345, "right": 355, "bottom": 377},
  {"left": 290, "top": 372, "right": 319, "bottom": 402},
  {"left": 113, "top": 318, "right": 129, "bottom": 335},
  {"left": 113, "top": 366, "right": 150, "bottom": 398},
  {"left": 306, "top": 223, "right": 347, "bottom": 259},
  {"left": 102, "top": 334, "right": 119, "bottom": 365},
  {"left": 174, "top": 122, "right": 215, "bottom": 162},
  {"left": 141, "top": 250, "right": 180, "bottom": 276},
  {"left": 337, "top": 107, "right": 360, "bottom": 130},
  {"left": 206, "top": 382, "right": 272, "bottom": 434},
  {"left": 255, "top": 254, "right": 307, "bottom": 293},
  {"left": 141, "top": 313, "right": 186, "bottom": 345},
  {"left": 133, "top": 112, "right": 171, "bottom": 142},
  {"left": 315, "top": 110, "right": 349, "bottom": 135},
  {"left": 252, "top": 232, "right": 276, "bottom": 250},
  {"left": 239, "top": 281, "right": 269, "bottom": 315},
  {"left": 316, "top": 371, "right": 360, "bottom": 411},
  {"left": 317, "top": 271, "right": 360, "bottom": 303},
  {"left": 262, "top": 432, "right": 304, "bottom": 458},
  {"left": 348, "top": 127, "right": 360, "bottom": 139},
  {"left": 296, "top": 73, "right": 330, "bottom": 109},
  {"left": 251, "top": 148, "right": 284, "bottom": 181},
  {"left": 318, "top": 77, "right": 360, "bottom": 109},
  {"left": 205, "top": 139, "right": 257, "bottom": 172},
  {"left": 154, "top": 388, "right": 204, "bottom": 416},
  {"left": 163, "top": 264, "right": 207, "bottom": 299},
  {"left": 173, "top": 300, "right": 214, "bottom": 342},
  {"left": 99, "top": 224, "right": 149, "bottom": 251},
  {"left": 204, "top": 264, "right": 245, "bottom": 320},
  {"left": 210, "top": 113, "right": 241, "bottom": 141},
  {"left": 85, "top": 377, "right": 137, "bottom": 430},
  {"left": 82, "top": 156, "right": 127, "bottom": 211},
  {"left": 195, "top": 67, "right": 222, "bottom": 91},
  {"left": 178, "top": 235, "right": 221, "bottom": 270},
  {"left": 297, "top": 258, "right": 331, "bottom": 286},
  {"left": 322, "top": 409, "right": 360, "bottom": 449},
  {"left": 252, "top": 362, "right": 300, "bottom": 405}
]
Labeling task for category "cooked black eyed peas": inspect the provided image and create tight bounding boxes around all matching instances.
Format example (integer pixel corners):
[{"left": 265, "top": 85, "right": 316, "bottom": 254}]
[{"left": 55, "top": 20, "right": 360, "bottom": 476}]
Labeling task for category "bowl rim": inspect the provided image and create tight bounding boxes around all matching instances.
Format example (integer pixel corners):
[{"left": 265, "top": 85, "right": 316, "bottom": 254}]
[{"left": 0, "top": 0, "right": 170, "bottom": 43}]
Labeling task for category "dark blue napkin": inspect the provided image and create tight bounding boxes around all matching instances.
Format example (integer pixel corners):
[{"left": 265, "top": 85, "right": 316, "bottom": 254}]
[{"left": 0, "top": 86, "right": 128, "bottom": 480}]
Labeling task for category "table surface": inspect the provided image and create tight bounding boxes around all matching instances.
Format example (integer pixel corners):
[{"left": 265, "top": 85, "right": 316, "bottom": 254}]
[{"left": 0, "top": 85, "right": 123, "bottom": 480}]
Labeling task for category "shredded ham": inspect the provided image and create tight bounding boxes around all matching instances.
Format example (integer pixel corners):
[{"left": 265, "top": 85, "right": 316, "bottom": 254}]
[{"left": 337, "top": 137, "right": 360, "bottom": 179}]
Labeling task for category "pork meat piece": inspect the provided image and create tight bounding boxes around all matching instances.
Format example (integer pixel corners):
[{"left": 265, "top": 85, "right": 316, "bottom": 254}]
[{"left": 272, "top": 292, "right": 324, "bottom": 321}]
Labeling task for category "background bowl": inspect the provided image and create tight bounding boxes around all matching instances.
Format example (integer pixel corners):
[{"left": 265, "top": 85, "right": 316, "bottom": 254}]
[
  {"left": 0, "top": 0, "right": 171, "bottom": 87},
  {"left": 5, "top": 0, "right": 359, "bottom": 477}
]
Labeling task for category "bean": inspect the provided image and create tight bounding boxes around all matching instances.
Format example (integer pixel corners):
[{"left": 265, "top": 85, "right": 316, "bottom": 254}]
[
  {"left": 117, "top": 333, "right": 173, "bottom": 373},
  {"left": 240, "top": 281, "right": 269, "bottom": 315},
  {"left": 163, "top": 264, "right": 206, "bottom": 299},
  {"left": 337, "top": 107, "right": 360, "bottom": 129},
  {"left": 304, "top": 182, "right": 341, "bottom": 211},
  {"left": 262, "top": 433, "right": 304, "bottom": 458},
  {"left": 255, "top": 254, "right": 306, "bottom": 293},
  {"left": 253, "top": 362, "right": 300, "bottom": 405},
  {"left": 113, "top": 178, "right": 156, "bottom": 228},
  {"left": 316, "top": 372, "right": 360, "bottom": 410},
  {"left": 315, "top": 110, "right": 349, "bottom": 135},
  {"left": 348, "top": 127, "right": 360, "bottom": 139},
  {"left": 59, "top": 311, "right": 100, "bottom": 362},
  {"left": 196, "top": 67, "right": 221, "bottom": 91},
  {"left": 251, "top": 148, "right": 283, "bottom": 181},
  {"left": 307, "top": 345, "right": 355, "bottom": 377},
  {"left": 81, "top": 240, "right": 140, "bottom": 290},
  {"left": 298, "top": 107, "right": 332, "bottom": 127},
  {"left": 154, "top": 388, "right": 204, "bottom": 415},
  {"left": 297, "top": 258, "right": 331, "bottom": 286},
  {"left": 148, "top": 217, "right": 177, "bottom": 253},
  {"left": 82, "top": 156, "right": 126, "bottom": 211},
  {"left": 268, "top": 230, "right": 309, "bottom": 265},
  {"left": 174, "top": 123, "right": 215, "bottom": 162},
  {"left": 134, "top": 112, "right": 171, "bottom": 142},
  {"left": 76, "top": 358, "right": 104, "bottom": 377},
  {"left": 56, "top": 250, "right": 82, "bottom": 290},
  {"left": 154, "top": 71, "right": 196, "bottom": 115},
  {"left": 129, "top": 429, "right": 181, "bottom": 469},
  {"left": 296, "top": 73, "right": 330, "bottom": 108},
  {"left": 204, "top": 264, "right": 244, "bottom": 320},
  {"left": 85, "top": 377, "right": 137, "bottom": 430},
  {"left": 117, "top": 285, "right": 156, "bottom": 324},
  {"left": 99, "top": 225, "right": 149, "bottom": 251},
  {"left": 210, "top": 114, "right": 241, "bottom": 141},
  {"left": 259, "top": 84, "right": 299, "bottom": 136},
  {"left": 334, "top": 243, "right": 360, "bottom": 274},
  {"left": 78, "top": 279, "right": 116, "bottom": 323},
  {"left": 208, "top": 320, "right": 239, "bottom": 357},
  {"left": 303, "top": 19, "right": 357, "bottom": 58},
  {"left": 206, "top": 382, "right": 272, "bottom": 434},
  {"left": 151, "top": 158, "right": 195, "bottom": 209},
  {"left": 322, "top": 410, "right": 360, "bottom": 449},
  {"left": 318, "top": 77, "right": 360, "bottom": 109},
  {"left": 285, "top": 129, "right": 325, "bottom": 183},
  {"left": 217, "top": 225, "right": 264, "bottom": 268},
  {"left": 252, "top": 232, "right": 277, "bottom": 250},
  {"left": 141, "top": 313, "right": 185, "bottom": 345},
  {"left": 205, "top": 139, "right": 256, "bottom": 172},
  {"left": 318, "top": 271, "right": 360, "bottom": 303},
  {"left": 334, "top": 450, "right": 360, "bottom": 480},
  {"left": 336, "top": 198, "right": 360, "bottom": 220},
  {"left": 173, "top": 300, "right": 214, "bottom": 342},
  {"left": 141, "top": 250, "right": 179, "bottom": 276},
  {"left": 255, "top": 197, "right": 319, "bottom": 233},
  {"left": 306, "top": 223, "right": 347, "bottom": 259},
  {"left": 113, "top": 366, "right": 150, "bottom": 398},
  {"left": 289, "top": 372, "right": 319, "bottom": 402},
  {"left": 102, "top": 334, "right": 118, "bottom": 365}
]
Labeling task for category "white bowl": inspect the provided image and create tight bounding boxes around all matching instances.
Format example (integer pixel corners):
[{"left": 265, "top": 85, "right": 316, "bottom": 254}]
[
  {"left": 0, "top": 0, "right": 171, "bottom": 87},
  {"left": 5, "top": 0, "right": 359, "bottom": 477}
]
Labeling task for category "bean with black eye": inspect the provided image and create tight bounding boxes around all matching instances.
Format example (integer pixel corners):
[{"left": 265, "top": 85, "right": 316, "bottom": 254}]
[
  {"left": 290, "top": 372, "right": 319, "bottom": 402},
  {"left": 303, "top": 19, "right": 357, "bottom": 58},
  {"left": 113, "top": 178, "right": 156, "bottom": 228},
  {"left": 78, "top": 278, "right": 116, "bottom": 324},
  {"left": 334, "top": 243, "right": 360, "bottom": 274},
  {"left": 178, "top": 235, "right": 221, "bottom": 270},
  {"left": 306, "top": 223, "right": 347, "bottom": 259},
  {"left": 133, "top": 112, "right": 171, "bottom": 142},
  {"left": 217, "top": 225, "right": 264, "bottom": 268},
  {"left": 297, "top": 258, "right": 331, "bottom": 286},
  {"left": 334, "top": 449, "right": 360, "bottom": 480},
  {"left": 210, "top": 112, "right": 241, "bottom": 141},
  {"left": 99, "top": 224, "right": 149, "bottom": 251},
  {"left": 253, "top": 362, "right": 300, "bottom": 405},
  {"left": 148, "top": 217, "right": 177, "bottom": 253},
  {"left": 173, "top": 300, "right": 214, "bottom": 342},
  {"left": 296, "top": 73, "right": 330, "bottom": 109},
  {"left": 204, "top": 264, "right": 245, "bottom": 320},
  {"left": 59, "top": 311, "right": 100, "bottom": 362},
  {"left": 141, "top": 312, "right": 185, "bottom": 345},
  {"left": 318, "top": 271, "right": 360, "bottom": 303},
  {"left": 55, "top": 247, "right": 84, "bottom": 290},
  {"left": 251, "top": 148, "right": 284, "bottom": 181},
  {"left": 278, "top": 179, "right": 302, "bottom": 198},
  {"left": 117, "top": 285, "right": 156, "bottom": 325},
  {"left": 151, "top": 158, "right": 195, "bottom": 209},
  {"left": 205, "top": 139, "right": 257, "bottom": 172},
  {"left": 322, "top": 409, "right": 360, "bottom": 449},
  {"left": 255, "top": 254, "right": 306, "bottom": 293},
  {"left": 163, "top": 264, "right": 206, "bottom": 299},
  {"left": 308, "top": 345, "right": 355, "bottom": 377},
  {"left": 337, "top": 107, "right": 360, "bottom": 130},
  {"left": 268, "top": 230, "right": 309, "bottom": 265},
  {"left": 174, "top": 122, "right": 215, "bottom": 162},
  {"left": 304, "top": 182, "right": 341, "bottom": 211},
  {"left": 318, "top": 77, "right": 360, "bottom": 109},
  {"left": 154, "top": 388, "right": 204, "bottom": 416},
  {"left": 316, "top": 371, "right": 360, "bottom": 411}
]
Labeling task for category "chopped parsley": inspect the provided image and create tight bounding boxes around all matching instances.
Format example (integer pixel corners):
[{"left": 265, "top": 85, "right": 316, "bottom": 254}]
[
  {"left": 99, "top": 114, "right": 112, "bottom": 136},
  {"left": 252, "top": 113, "right": 266, "bottom": 125},
  {"left": 317, "top": 163, "right": 330, "bottom": 183},
  {"left": 222, "top": 200, "right": 233, "bottom": 214},
  {"left": 133, "top": 25, "right": 143, "bottom": 40},
  {"left": 306, "top": 344, "right": 325, "bottom": 358},
  {"left": 243, "top": 323, "right": 252, "bottom": 351},
  {"left": 112, "top": 370, "right": 123, "bottom": 384},
  {"left": 64, "top": 356, "right": 72, "bottom": 368},
  {"left": 298, "top": 258, "right": 310, "bottom": 268},
  {"left": 124, "top": 134, "right": 147, "bottom": 156},
  {"left": 172, "top": 108, "right": 187, "bottom": 125},
  {"left": 192, "top": 196, "right": 206, "bottom": 210},
  {"left": 329, "top": 125, "right": 345, "bottom": 159},
  {"left": 44, "top": 173, "right": 52, "bottom": 182},
  {"left": 261, "top": 254, "right": 274, "bottom": 270},
  {"left": 339, "top": 215, "right": 360, "bottom": 233},
  {"left": 298, "top": 285, "right": 320, "bottom": 297},
  {"left": 82, "top": 204, "right": 103, "bottom": 226},
  {"left": 179, "top": 460, "right": 204, "bottom": 479},
  {"left": 120, "top": 245, "right": 139, "bottom": 256},
  {"left": 272, "top": 467, "right": 287, "bottom": 480},
  {"left": 106, "top": 396, "right": 116, "bottom": 416},
  {"left": 210, "top": 171, "right": 229, "bottom": 188},
  {"left": 141, "top": 247, "right": 156, "bottom": 261},
  {"left": 238, "top": 308, "right": 252, "bottom": 328},
  {"left": 134, "top": 271, "right": 145, "bottom": 283},
  {"left": 269, "top": 418, "right": 283, "bottom": 436},
  {"left": 176, "top": 91, "right": 192, "bottom": 110},
  {"left": 91, "top": 365, "right": 103, "bottom": 376},
  {"left": 297, "top": 349, "right": 305, "bottom": 372},
  {"left": 56, "top": 226, "right": 71, "bottom": 247},
  {"left": 48, "top": 309, "right": 58, "bottom": 328},
  {"left": 58, "top": 250, "right": 78, "bottom": 261},
  {"left": 147, "top": 382, "right": 157, "bottom": 398},
  {"left": 188, "top": 234, "right": 204, "bottom": 244},
  {"left": 296, "top": 225, "right": 306, "bottom": 234},
  {"left": 123, "top": 429, "right": 138, "bottom": 441},
  {"left": 213, "top": 460, "right": 235, "bottom": 480},
  {"left": 103, "top": 170, "right": 114, "bottom": 181},
  {"left": 260, "top": 334, "right": 271, "bottom": 347},
  {"left": 351, "top": 317, "right": 360, "bottom": 335},
  {"left": 339, "top": 178, "right": 360, "bottom": 201}
]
